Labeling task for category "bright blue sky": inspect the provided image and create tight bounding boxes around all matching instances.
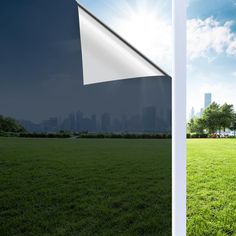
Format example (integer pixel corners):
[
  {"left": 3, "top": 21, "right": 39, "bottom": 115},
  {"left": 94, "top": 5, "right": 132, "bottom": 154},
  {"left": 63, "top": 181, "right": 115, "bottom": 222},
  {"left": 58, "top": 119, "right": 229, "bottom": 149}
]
[
  {"left": 78, "top": 0, "right": 172, "bottom": 73},
  {"left": 187, "top": 0, "right": 236, "bottom": 118},
  {"left": 79, "top": 0, "right": 236, "bottom": 117}
]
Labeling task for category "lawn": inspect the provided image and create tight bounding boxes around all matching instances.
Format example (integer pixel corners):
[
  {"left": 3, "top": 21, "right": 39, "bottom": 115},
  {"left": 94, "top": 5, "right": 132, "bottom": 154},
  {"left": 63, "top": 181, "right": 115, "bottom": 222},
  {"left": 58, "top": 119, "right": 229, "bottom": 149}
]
[
  {"left": 0, "top": 138, "right": 171, "bottom": 236},
  {"left": 187, "top": 139, "right": 236, "bottom": 236},
  {"left": 1, "top": 138, "right": 234, "bottom": 236}
]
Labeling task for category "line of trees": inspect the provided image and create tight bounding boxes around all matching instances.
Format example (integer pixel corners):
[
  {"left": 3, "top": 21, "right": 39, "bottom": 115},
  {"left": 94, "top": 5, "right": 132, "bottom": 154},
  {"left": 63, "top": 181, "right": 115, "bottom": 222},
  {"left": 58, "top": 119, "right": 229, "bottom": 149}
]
[
  {"left": 0, "top": 115, "right": 25, "bottom": 133},
  {"left": 0, "top": 114, "right": 171, "bottom": 139},
  {"left": 79, "top": 133, "right": 171, "bottom": 139},
  {"left": 188, "top": 102, "right": 236, "bottom": 136}
]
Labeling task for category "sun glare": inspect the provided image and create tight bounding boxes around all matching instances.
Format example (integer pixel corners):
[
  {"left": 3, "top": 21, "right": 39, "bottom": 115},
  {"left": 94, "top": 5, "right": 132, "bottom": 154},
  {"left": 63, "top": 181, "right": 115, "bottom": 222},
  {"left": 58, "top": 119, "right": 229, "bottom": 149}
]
[{"left": 111, "top": 1, "right": 172, "bottom": 73}]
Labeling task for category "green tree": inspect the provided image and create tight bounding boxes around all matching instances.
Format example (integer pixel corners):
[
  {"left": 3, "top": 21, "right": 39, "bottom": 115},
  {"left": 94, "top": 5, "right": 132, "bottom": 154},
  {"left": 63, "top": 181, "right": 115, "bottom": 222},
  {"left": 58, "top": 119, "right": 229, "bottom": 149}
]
[
  {"left": 230, "top": 113, "right": 236, "bottom": 136},
  {"left": 219, "top": 103, "right": 235, "bottom": 132},
  {"left": 187, "top": 118, "right": 195, "bottom": 133},
  {"left": 0, "top": 115, "right": 25, "bottom": 133},
  {"left": 194, "top": 118, "right": 205, "bottom": 134},
  {"left": 202, "top": 102, "right": 221, "bottom": 134},
  {"left": 187, "top": 117, "right": 205, "bottom": 134}
]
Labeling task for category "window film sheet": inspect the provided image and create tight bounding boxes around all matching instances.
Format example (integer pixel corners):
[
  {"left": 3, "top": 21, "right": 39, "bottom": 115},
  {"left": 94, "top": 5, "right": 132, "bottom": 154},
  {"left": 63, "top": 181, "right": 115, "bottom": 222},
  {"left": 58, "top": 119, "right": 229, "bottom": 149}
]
[{"left": 0, "top": 0, "right": 172, "bottom": 235}]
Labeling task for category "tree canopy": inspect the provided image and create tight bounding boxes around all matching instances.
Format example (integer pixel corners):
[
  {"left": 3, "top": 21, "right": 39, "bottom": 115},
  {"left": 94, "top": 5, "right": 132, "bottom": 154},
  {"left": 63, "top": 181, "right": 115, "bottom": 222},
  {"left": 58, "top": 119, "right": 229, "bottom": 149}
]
[
  {"left": 188, "top": 102, "right": 235, "bottom": 135},
  {"left": 0, "top": 115, "right": 25, "bottom": 133}
]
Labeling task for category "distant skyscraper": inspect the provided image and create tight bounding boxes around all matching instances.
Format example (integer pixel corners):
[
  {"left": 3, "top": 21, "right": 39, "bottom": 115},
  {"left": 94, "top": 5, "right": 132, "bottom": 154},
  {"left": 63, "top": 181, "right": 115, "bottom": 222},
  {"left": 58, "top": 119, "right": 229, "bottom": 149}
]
[
  {"left": 41, "top": 117, "right": 58, "bottom": 132},
  {"left": 68, "top": 113, "right": 76, "bottom": 131},
  {"left": 204, "top": 93, "right": 212, "bottom": 108},
  {"left": 189, "top": 107, "right": 195, "bottom": 119},
  {"left": 91, "top": 114, "right": 97, "bottom": 131},
  {"left": 101, "top": 113, "right": 111, "bottom": 132},
  {"left": 142, "top": 106, "right": 156, "bottom": 132},
  {"left": 76, "top": 111, "right": 83, "bottom": 132}
]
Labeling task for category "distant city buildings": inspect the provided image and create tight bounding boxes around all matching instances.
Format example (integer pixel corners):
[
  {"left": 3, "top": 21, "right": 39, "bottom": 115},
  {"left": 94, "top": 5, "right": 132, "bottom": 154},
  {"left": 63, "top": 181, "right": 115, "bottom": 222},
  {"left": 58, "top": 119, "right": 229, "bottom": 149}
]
[
  {"left": 19, "top": 106, "right": 171, "bottom": 134},
  {"left": 189, "top": 93, "right": 212, "bottom": 120},
  {"left": 142, "top": 106, "right": 156, "bottom": 132},
  {"left": 189, "top": 107, "right": 195, "bottom": 120},
  {"left": 101, "top": 113, "right": 111, "bottom": 132}
]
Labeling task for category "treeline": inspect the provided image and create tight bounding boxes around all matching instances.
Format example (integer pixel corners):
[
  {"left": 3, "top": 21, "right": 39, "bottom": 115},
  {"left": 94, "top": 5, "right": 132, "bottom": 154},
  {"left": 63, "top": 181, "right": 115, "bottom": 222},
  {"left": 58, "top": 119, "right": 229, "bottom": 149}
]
[
  {"left": 1, "top": 132, "right": 171, "bottom": 139},
  {"left": 79, "top": 133, "right": 171, "bottom": 139},
  {"left": 187, "top": 102, "right": 236, "bottom": 137},
  {"left": 0, "top": 115, "right": 25, "bottom": 133},
  {"left": 0, "top": 132, "right": 72, "bottom": 138},
  {"left": 0, "top": 115, "right": 171, "bottom": 139},
  {"left": 18, "top": 132, "right": 72, "bottom": 138}
]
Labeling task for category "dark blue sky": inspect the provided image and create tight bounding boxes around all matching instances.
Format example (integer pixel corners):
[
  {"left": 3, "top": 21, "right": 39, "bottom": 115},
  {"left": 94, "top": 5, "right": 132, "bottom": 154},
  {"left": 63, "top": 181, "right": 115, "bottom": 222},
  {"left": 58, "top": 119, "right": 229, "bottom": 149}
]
[
  {"left": 0, "top": 0, "right": 82, "bottom": 86},
  {"left": 0, "top": 0, "right": 171, "bottom": 123},
  {"left": 0, "top": 0, "right": 83, "bottom": 121}
]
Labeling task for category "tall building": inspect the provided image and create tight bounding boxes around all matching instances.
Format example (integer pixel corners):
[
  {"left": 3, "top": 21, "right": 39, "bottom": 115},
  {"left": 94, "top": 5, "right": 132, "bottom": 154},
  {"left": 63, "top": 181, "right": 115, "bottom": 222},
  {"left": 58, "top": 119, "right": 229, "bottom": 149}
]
[
  {"left": 204, "top": 93, "right": 212, "bottom": 108},
  {"left": 68, "top": 113, "right": 76, "bottom": 131},
  {"left": 91, "top": 114, "right": 97, "bottom": 131},
  {"left": 76, "top": 111, "right": 83, "bottom": 132},
  {"left": 41, "top": 117, "right": 58, "bottom": 132},
  {"left": 101, "top": 113, "right": 111, "bottom": 132},
  {"left": 189, "top": 107, "right": 195, "bottom": 120},
  {"left": 142, "top": 106, "right": 156, "bottom": 132}
]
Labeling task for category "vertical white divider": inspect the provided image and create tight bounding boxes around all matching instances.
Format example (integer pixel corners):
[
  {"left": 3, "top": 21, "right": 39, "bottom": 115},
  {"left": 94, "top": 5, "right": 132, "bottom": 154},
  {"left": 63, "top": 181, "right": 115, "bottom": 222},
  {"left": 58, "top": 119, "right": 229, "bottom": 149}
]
[{"left": 172, "top": 0, "right": 187, "bottom": 235}]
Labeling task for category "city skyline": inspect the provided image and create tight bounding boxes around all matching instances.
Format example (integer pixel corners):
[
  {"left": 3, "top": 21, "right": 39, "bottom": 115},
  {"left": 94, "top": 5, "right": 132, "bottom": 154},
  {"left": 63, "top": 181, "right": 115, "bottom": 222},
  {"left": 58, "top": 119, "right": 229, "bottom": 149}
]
[
  {"left": 19, "top": 106, "right": 171, "bottom": 134},
  {"left": 189, "top": 92, "right": 212, "bottom": 120}
]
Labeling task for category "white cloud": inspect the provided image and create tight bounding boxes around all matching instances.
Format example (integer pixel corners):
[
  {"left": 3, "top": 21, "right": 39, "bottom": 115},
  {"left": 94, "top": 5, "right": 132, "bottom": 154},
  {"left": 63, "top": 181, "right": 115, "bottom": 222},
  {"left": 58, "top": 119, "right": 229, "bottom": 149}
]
[
  {"left": 232, "top": 71, "right": 236, "bottom": 77},
  {"left": 77, "top": 5, "right": 236, "bottom": 73},
  {"left": 227, "top": 38, "right": 236, "bottom": 55},
  {"left": 187, "top": 17, "right": 236, "bottom": 60},
  {"left": 112, "top": 13, "right": 236, "bottom": 69}
]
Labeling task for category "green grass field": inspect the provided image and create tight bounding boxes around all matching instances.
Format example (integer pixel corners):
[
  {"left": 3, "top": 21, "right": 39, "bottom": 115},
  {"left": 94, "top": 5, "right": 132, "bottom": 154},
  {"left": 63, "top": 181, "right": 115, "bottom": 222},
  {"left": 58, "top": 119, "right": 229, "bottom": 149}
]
[
  {"left": 0, "top": 138, "right": 171, "bottom": 236},
  {"left": 1, "top": 138, "right": 235, "bottom": 236},
  {"left": 187, "top": 139, "right": 236, "bottom": 236}
]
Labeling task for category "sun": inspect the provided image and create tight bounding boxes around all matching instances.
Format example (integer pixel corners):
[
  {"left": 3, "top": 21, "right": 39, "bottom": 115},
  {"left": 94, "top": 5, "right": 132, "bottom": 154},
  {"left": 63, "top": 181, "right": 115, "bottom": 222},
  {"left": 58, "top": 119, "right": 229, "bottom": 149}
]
[
  {"left": 110, "top": 1, "right": 172, "bottom": 73},
  {"left": 120, "top": 11, "right": 159, "bottom": 51}
]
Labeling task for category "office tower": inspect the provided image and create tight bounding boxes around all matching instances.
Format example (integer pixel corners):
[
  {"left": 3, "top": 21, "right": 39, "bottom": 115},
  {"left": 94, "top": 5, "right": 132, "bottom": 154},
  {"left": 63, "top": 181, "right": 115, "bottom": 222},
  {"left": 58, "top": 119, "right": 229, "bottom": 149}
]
[
  {"left": 42, "top": 117, "right": 58, "bottom": 132},
  {"left": 204, "top": 93, "right": 212, "bottom": 108},
  {"left": 101, "top": 113, "right": 111, "bottom": 132},
  {"left": 61, "top": 117, "right": 70, "bottom": 131},
  {"left": 142, "top": 106, "right": 156, "bottom": 132},
  {"left": 76, "top": 111, "right": 83, "bottom": 132},
  {"left": 91, "top": 114, "right": 97, "bottom": 132},
  {"left": 68, "top": 113, "right": 76, "bottom": 131},
  {"left": 190, "top": 107, "right": 195, "bottom": 119}
]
